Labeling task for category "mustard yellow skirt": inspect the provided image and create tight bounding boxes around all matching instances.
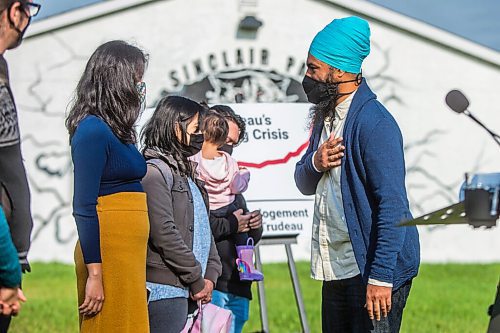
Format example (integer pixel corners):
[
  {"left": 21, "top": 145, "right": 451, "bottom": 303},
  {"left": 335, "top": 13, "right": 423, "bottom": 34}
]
[{"left": 74, "top": 192, "right": 150, "bottom": 333}]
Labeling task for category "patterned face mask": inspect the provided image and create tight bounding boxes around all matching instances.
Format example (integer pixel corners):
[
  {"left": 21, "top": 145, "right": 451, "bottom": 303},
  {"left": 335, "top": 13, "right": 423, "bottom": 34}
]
[{"left": 136, "top": 81, "right": 146, "bottom": 106}]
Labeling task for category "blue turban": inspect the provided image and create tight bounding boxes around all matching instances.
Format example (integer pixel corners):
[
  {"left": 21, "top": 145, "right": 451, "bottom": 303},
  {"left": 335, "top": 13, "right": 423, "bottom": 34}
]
[{"left": 309, "top": 16, "right": 371, "bottom": 74}]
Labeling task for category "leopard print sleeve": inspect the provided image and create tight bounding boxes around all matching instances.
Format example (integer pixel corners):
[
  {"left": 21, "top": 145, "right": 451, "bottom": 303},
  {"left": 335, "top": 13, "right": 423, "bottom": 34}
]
[{"left": 0, "top": 84, "right": 20, "bottom": 148}]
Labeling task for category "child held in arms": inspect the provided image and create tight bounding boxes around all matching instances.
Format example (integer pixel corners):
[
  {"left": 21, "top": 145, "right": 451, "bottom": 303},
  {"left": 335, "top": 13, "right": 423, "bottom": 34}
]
[{"left": 191, "top": 111, "right": 263, "bottom": 281}]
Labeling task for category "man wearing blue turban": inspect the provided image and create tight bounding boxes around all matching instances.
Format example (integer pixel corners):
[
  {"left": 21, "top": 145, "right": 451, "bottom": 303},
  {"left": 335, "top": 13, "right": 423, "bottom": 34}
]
[{"left": 295, "top": 16, "right": 420, "bottom": 333}]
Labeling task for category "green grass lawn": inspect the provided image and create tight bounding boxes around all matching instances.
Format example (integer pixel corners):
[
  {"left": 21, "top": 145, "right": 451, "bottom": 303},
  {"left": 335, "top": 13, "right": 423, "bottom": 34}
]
[{"left": 8, "top": 262, "right": 499, "bottom": 333}]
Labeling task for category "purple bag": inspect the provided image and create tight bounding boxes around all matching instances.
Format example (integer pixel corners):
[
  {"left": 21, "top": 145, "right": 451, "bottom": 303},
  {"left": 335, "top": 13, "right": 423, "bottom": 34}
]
[{"left": 181, "top": 302, "right": 232, "bottom": 333}]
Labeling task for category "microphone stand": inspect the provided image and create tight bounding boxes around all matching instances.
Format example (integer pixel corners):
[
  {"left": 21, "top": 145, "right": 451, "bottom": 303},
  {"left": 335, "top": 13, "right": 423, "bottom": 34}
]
[
  {"left": 438, "top": 97, "right": 500, "bottom": 331},
  {"left": 461, "top": 108, "right": 500, "bottom": 332},
  {"left": 463, "top": 110, "right": 500, "bottom": 147}
]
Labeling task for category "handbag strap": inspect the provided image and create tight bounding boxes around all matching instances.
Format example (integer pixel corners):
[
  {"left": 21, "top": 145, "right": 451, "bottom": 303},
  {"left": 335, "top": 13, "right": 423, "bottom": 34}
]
[{"left": 187, "top": 301, "right": 204, "bottom": 333}]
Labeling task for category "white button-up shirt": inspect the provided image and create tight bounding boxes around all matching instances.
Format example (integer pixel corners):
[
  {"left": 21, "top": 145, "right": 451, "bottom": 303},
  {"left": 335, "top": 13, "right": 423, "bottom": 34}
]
[
  {"left": 310, "top": 91, "right": 360, "bottom": 281},
  {"left": 309, "top": 91, "right": 394, "bottom": 288}
]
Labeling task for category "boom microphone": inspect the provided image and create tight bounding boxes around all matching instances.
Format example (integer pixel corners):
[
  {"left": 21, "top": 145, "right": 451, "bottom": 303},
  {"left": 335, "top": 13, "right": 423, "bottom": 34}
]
[
  {"left": 445, "top": 89, "right": 469, "bottom": 114},
  {"left": 445, "top": 89, "right": 500, "bottom": 148}
]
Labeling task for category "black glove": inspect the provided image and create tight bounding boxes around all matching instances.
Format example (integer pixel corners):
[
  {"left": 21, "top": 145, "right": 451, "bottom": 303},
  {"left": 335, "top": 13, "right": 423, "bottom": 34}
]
[{"left": 21, "top": 262, "right": 31, "bottom": 273}]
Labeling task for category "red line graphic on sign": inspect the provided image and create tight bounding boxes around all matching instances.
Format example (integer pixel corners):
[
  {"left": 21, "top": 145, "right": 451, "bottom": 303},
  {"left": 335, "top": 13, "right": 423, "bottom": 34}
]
[{"left": 238, "top": 140, "right": 310, "bottom": 169}]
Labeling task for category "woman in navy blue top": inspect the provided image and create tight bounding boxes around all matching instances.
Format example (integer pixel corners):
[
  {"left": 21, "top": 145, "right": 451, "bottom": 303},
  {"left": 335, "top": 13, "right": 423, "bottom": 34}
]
[{"left": 66, "top": 40, "right": 150, "bottom": 333}]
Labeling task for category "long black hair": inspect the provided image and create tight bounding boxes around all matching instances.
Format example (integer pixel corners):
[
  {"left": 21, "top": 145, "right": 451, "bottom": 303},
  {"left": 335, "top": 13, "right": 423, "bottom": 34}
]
[
  {"left": 141, "top": 96, "right": 204, "bottom": 177},
  {"left": 66, "top": 40, "right": 148, "bottom": 143}
]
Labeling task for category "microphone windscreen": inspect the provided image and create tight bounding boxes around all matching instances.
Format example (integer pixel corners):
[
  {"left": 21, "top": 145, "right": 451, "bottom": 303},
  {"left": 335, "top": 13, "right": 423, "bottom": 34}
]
[{"left": 446, "top": 89, "right": 469, "bottom": 114}]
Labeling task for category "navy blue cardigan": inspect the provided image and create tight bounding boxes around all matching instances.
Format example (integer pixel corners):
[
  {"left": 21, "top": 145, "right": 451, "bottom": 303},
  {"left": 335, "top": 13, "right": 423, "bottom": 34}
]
[{"left": 295, "top": 79, "right": 420, "bottom": 289}]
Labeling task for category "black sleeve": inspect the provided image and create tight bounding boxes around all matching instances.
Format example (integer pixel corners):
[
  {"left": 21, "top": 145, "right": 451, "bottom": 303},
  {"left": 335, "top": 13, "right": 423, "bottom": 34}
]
[
  {"left": 0, "top": 143, "right": 33, "bottom": 269},
  {"left": 208, "top": 193, "right": 248, "bottom": 241},
  {"left": 208, "top": 194, "right": 264, "bottom": 244},
  {"left": 248, "top": 225, "right": 263, "bottom": 245},
  {"left": 0, "top": 72, "right": 33, "bottom": 271},
  {"left": 209, "top": 213, "right": 239, "bottom": 242},
  {"left": 236, "top": 195, "right": 264, "bottom": 245}
]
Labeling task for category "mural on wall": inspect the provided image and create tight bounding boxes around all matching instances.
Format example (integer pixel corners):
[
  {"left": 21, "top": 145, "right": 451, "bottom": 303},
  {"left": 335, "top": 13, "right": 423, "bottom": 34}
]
[
  {"left": 156, "top": 68, "right": 308, "bottom": 104},
  {"left": 154, "top": 46, "right": 309, "bottom": 104},
  {"left": 23, "top": 134, "right": 74, "bottom": 244},
  {"left": 19, "top": 34, "right": 85, "bottom": 246}
]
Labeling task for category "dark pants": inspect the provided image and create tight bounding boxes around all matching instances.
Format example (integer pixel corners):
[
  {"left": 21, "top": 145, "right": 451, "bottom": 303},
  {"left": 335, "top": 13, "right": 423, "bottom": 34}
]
[
  {"left": 322, "top": 275, "right": 412, "bottom": 333},
  {"left": 148, "top": 297, "right": 188, "bottom": 333},
  {"left": 0, "top": 316, "right": 11, "bottom": 333}
]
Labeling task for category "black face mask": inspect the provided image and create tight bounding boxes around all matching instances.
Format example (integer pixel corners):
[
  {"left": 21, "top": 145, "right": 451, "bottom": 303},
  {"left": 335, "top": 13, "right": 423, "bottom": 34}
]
[
  {"left": 184, "top": 133, "right": 204, "bottom": 157},
  {"left": 301, "top": 74, "right": 362, "bottom": 105},
  {"left": 302, "top": 76, "right": 332, "bottom": 105},
  {"left": 7, "top": 5, "right": 31, "bottom": 50},
  {"left": 218, "top": 144, "right": 234, "bottom": 156}
]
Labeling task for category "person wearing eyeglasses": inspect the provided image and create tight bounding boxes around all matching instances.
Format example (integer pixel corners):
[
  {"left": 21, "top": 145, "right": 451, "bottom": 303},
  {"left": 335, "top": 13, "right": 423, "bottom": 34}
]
[{"left": 0, "top": 1, "right": 40, "bottom": 332}]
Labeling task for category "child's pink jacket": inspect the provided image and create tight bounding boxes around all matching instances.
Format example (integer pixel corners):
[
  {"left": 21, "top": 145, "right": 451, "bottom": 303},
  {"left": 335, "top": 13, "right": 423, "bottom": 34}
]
[{"left": 191, "top": 151, "right": 250, "bottom": 210}]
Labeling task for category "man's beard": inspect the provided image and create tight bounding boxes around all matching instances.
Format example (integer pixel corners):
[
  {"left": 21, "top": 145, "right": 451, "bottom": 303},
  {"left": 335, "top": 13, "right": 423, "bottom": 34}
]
[
  {"left": 308, "top": 97, "right": 336, "bottom": 130},
  {"left": 306, "top": 71, "right": 362, "bottom": 130},
  {"left": 307, "top": 71, "right": 337, "bottom": 130}
]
